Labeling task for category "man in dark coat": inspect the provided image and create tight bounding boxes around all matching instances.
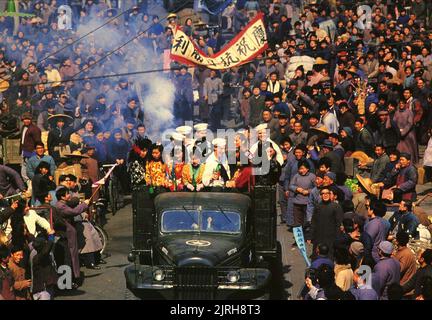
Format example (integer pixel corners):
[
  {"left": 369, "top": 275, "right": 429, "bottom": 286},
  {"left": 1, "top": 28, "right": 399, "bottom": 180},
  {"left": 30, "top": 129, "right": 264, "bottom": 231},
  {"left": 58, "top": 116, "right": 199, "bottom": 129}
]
[
  {"left": 354, "top": 117, "right": 375, "bottom": 157},
  {"left": 0, "top": 165, "right": 26, "bottom": 197},
  {"left": 403, "top": 249, "right": 432, "bottom": 299},
  {"left": 310, "top": 187, "right": 344, "bottom": 258},
  {"left": 47, "top": 115, "right": 74, "bottom": 164},
  {"left": 249, "top": 87, "right": 266, "bottom": 127},
  {"left": 20, "top": 112, "right": 41, "bottom": 179},
  {"left": 55, "top": 187, "right": 90, "bottom": 277},
  {"left": 338, "top": 102, "right": 355, "bottom": 131},
  {"left": 376, "top": 109, "right": 400, "bottom": 150}
]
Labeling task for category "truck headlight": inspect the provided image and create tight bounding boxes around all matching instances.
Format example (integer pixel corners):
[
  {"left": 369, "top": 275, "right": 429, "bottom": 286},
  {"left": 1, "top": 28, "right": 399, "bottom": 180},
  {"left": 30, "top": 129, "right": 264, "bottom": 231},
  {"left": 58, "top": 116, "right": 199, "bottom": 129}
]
[
  {"left": 226, "top": 271, "right": 240, "bottom": 283},
  {"left": 153, "top": 269, "right": 165, "bottom": 281}
]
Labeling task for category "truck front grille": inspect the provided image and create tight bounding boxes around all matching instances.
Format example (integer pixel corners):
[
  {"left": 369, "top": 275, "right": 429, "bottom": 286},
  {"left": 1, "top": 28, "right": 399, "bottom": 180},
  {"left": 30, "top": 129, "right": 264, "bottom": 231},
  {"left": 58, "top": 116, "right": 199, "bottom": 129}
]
[{"left": 174, "top": 267, "right": 217, "bottom": 300}]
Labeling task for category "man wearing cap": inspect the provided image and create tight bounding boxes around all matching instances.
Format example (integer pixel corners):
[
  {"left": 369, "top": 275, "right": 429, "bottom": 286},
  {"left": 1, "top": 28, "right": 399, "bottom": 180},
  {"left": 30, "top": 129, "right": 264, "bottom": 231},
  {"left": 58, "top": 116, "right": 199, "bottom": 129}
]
[
  {"left": 371, "top": 241, "right": 401, "bottom": 300},
  {"left": 202, "top": 138, "right": 230, "bottom": 189},
  {"left": 193, "top": 123, "right": 212, "bottom": 159},
  {"left": 250, "top": 123, "right": 284, "bottom": 166}
]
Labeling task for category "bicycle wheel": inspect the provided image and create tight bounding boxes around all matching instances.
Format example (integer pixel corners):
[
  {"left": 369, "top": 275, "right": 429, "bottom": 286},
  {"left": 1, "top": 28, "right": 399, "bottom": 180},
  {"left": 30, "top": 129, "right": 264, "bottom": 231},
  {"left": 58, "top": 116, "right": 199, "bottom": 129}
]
[{"left": 94, "top": 224, "right": 108, "bottom": 255}]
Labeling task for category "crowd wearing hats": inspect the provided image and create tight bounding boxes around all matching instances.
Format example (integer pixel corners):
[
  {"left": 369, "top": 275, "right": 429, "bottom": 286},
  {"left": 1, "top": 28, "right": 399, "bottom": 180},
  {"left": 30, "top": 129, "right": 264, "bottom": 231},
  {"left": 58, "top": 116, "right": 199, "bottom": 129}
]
[{"left": 1, "top": 0, "right": 432, "bottom": 301}]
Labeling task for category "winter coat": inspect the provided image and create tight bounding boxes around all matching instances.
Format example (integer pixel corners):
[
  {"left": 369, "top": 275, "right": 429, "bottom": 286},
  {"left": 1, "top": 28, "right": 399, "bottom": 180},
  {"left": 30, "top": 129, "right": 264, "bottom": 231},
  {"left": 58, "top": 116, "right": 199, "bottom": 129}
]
[
  {"left": 311, "top": 201, "right": 344, "bottom": 257},
  {"left": 372, "top": 257, "right": 401, "bottom": 300}
]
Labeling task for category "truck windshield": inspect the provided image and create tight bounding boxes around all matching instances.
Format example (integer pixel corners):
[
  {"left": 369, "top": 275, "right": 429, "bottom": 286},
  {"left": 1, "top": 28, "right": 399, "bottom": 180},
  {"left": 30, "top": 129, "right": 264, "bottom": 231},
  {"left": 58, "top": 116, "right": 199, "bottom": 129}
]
[{"left": 161, "top": 210, "right": 241, "bottom": 234}]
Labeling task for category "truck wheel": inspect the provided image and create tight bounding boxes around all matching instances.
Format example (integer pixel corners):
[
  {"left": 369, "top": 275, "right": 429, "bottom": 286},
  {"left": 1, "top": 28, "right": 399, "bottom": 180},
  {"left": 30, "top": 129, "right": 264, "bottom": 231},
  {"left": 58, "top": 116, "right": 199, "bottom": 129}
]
[
  {"left": 124, "top": 288, "right": 140, "bottom": 300},
  {"left": 269, "top": 242, "right": 284, "bottom": 300}
]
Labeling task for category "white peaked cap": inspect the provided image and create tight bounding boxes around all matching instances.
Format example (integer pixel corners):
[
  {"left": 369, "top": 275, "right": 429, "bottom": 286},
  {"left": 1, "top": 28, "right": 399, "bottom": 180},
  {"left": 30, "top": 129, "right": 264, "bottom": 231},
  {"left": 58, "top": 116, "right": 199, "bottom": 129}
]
[
  {"left": 255, "top": 123, "right": 268, "bottom": 132},
  {"left": 194, "top": 123, "right": 208, "bottom": 131},
  {"left": 171, "top": 132, "right": 185, "bottom": 141},
  {"left": 176, "top": 125, "right": 193, "bottom": 135},
  {"left": 212, "top": 138, "right": 227, "bottom": 147}
]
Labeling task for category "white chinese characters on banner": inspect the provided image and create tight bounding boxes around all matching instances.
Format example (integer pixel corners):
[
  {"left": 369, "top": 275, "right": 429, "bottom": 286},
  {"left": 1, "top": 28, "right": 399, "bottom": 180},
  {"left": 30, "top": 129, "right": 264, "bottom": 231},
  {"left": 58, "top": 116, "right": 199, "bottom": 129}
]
[{"left": 170, "top": 12, "right": 268, "bottom": 70}]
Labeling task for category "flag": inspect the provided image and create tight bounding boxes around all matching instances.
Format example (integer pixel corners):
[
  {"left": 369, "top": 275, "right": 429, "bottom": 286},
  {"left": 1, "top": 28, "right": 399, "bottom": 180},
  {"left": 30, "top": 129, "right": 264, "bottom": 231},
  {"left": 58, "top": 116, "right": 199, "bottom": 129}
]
[
  {"left": 293, "top": 226, "right": 311, "bottom": 267},
  {"left": 92, "top": 164, "right": 118, "bottom": 188},
  {"left": 171, "top": 12, "right": 267, "bottom": 70}
]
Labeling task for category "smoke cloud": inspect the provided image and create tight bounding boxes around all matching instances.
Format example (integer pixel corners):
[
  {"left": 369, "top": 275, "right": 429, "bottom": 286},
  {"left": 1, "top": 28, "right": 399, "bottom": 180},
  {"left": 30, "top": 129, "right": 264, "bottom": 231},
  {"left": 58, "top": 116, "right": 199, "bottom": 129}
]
[{"left": 75, "top": 10, "right": 175, "bottom": 136}]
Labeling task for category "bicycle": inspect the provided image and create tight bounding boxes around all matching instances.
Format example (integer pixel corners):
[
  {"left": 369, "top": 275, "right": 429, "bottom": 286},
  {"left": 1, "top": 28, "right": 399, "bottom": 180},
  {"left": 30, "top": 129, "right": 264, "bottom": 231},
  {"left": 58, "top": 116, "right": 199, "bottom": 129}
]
[{"left": 101, "top": 164, "right": 121, "bottom": 216}]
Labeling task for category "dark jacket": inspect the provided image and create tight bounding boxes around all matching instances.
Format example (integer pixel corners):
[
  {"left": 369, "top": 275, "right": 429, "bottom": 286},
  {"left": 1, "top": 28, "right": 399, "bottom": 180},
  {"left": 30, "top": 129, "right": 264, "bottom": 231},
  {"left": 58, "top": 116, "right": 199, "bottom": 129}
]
[
  {"left": 375, "top": 119, "right": 400, "bottom": 150},
  {"left": 389, "top": 211, "right": 420, "bottom": 239},
  {"left": 311, "top": 201, "right": 344, "bottom": 256},
  {"left": 354, "top": 128, "right": 374, "bottom": 157},
  {"left": 338, "top": 110, "right": 355, "bottom": 131},
  {"left": 0, "top": 165, "right": 26, "bottom": 197},
  {"left": 107, "top": 138, "right": 130, "bottom": 163},
  {"left": 0, "top": 206, "right": 15, "bottom": 225},
  {"left": 249, "top": 95, "right": 266, "bottom": 127},
  {"left": 402, "top": 265, "right": 432, "bottom": 297},
  {"left": 31, "top": 239, "right": 58, "bottom": 294},
  {"left": 323, "top": 150, "right": 345, "bottom": 174},
  {"left": 20, "top": 123, "right": 41, "bottom": 156}
]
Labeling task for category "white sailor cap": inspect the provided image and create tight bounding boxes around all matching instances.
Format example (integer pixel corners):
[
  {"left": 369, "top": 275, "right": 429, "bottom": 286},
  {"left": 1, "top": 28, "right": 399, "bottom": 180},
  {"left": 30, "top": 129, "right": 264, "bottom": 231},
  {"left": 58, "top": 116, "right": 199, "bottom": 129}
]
[
  {"left": 176, "top": 125, "right": 193, "bottom": 136},
  {"left": 171, "top": 132, "right": 185, "bottom": 141},
  {"left": 193, "top": 123, "right": 208, "bottom": 132},
  {"left": 212, "top": 138, "right": 226, "bottom": 147},
  {"left": 255, "top": 123, "right": 268, "bottom": 132}
]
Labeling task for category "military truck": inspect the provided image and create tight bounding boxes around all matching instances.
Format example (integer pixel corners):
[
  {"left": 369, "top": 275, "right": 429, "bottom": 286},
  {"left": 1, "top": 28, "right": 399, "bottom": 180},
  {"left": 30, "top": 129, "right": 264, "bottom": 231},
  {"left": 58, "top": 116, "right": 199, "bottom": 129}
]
[{"left": 124, "top": 186, "right": 283, "bottom": 300}]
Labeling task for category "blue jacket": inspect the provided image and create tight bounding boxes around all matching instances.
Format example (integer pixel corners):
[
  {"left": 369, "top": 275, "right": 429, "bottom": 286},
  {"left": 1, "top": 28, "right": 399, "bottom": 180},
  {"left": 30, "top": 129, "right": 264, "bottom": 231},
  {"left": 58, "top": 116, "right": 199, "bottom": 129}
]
[
  {"left": 389, "top": 211, "right": 420, "bottom": 239},
  {"left": 372, "top": 257, "right": 401, "bottom": 300},
  {"left": 350, "top": 285, "right": 379, "bottom": 300},
  {"left": 365, "top": 217, "right": 387, "bottom": 263},
  {"left": 289, "top": 172, "right": 316, "bottom": 205},
  {"left": 26, "top": 154, "right": 56, "bottom": 180},
  {"left": 107, "top": 138, "right": 130, "bottom": 163},
  {"left": 311, "top": 256, "right": 334, "bottom": 270}
]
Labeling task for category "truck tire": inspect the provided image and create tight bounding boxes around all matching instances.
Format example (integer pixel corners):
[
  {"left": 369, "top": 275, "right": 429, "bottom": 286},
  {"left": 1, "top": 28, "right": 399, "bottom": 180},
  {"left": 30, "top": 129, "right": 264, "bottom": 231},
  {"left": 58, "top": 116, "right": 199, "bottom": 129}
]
[
  {"left": 124, "top": 288, "right": 140, "bottom": 300},
  {"left": 269, "top": 242, "right": 284, "bottom": 300}
]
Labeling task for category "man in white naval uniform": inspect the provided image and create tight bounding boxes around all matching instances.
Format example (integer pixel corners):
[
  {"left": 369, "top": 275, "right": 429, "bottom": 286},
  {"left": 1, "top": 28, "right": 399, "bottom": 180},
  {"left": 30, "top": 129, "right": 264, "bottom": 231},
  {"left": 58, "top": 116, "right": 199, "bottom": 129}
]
[
  {"left": 202, "top": 138, "right": 231, "bottom": 188},
  {"left": 249, "top": 123, "right": 284, "bottom": 166}
]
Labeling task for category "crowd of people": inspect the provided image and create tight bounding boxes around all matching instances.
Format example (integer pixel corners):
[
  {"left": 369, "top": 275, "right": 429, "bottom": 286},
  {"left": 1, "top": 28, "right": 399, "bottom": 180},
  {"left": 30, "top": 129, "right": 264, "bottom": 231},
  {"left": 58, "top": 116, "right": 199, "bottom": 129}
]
[{"left": 1, "top": 0, "right": 432, "bottom": 300}]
